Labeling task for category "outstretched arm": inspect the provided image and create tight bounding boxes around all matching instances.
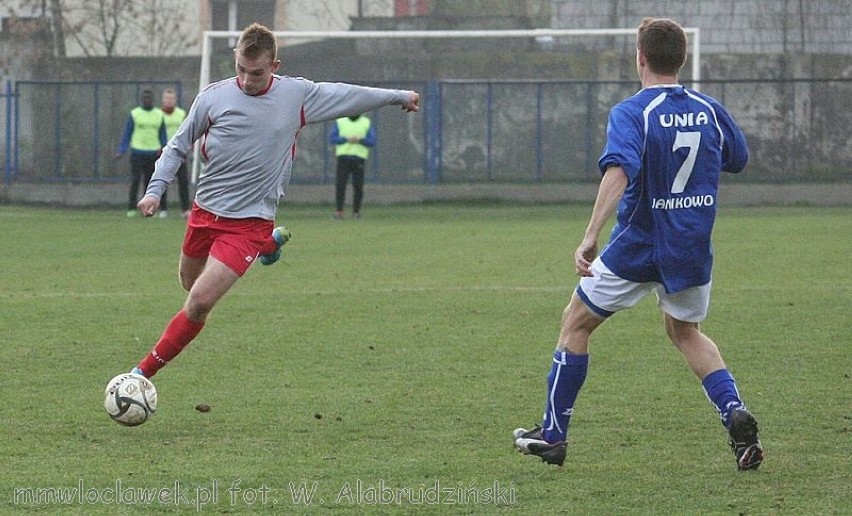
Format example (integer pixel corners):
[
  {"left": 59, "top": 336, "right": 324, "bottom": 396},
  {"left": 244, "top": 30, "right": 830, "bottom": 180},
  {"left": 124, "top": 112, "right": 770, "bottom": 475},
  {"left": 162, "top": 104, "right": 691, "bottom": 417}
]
[
  {"left": 575, "top": 166, "right": 627, "bottom": 277},
  {"left": 303, "top": 81, "right": 419, "bottom": 124}
]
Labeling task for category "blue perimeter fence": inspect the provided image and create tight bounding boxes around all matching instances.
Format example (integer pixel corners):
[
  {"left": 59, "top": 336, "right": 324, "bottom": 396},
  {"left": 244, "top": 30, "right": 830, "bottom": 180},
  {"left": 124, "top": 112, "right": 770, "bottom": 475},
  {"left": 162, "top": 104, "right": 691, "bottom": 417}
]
[{"left": 2, "top": 78, "right": 852, "bottom": 188}]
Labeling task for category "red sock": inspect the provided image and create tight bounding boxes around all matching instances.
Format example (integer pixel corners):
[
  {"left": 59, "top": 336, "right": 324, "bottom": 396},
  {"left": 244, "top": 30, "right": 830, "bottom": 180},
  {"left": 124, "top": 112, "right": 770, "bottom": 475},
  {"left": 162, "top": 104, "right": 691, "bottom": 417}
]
[{"left": 137, "top": 310, "right": 205, "bottom": 377}]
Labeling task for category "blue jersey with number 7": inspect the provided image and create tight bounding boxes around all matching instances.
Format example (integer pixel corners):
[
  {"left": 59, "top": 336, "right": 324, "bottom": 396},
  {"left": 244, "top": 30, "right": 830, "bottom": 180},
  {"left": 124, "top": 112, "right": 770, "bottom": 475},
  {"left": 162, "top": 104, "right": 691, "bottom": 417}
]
[{"left": 597, "top": 85, "right": 749, "bottom": 294}]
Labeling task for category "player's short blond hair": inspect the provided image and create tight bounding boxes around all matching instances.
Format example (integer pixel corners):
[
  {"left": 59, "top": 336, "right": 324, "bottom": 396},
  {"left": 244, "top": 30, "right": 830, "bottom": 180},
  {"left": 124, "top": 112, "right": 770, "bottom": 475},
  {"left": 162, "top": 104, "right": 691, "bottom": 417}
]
[{"left": 236, "top": 23, "right": 277, "bottom": 61}]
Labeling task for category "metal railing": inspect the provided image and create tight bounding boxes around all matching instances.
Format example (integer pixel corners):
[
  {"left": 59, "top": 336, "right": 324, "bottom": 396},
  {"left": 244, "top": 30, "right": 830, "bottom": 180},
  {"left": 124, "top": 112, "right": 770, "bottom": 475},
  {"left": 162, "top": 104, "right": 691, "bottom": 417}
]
[{"left": 3, "top": 78, "right": 851, "bottom": 189}]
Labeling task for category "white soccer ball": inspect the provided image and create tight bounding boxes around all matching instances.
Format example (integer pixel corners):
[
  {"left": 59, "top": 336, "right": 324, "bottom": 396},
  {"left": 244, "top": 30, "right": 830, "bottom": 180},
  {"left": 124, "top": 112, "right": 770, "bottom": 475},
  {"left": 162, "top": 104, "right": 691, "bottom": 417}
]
[{"left": 104, "top": 373, "right": 158, "bottom": 426}]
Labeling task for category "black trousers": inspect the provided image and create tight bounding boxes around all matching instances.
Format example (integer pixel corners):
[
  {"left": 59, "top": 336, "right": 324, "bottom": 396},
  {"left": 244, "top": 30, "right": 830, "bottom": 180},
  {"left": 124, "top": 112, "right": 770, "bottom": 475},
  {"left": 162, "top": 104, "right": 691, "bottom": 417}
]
[
  {"left": 335, "top": 156, "right": 366, "bottom": 213},
  {"left": 128, "top": 155, "right": 191, "bottom": 212},
  {"left": 128, "top": 153, "right": 159, "bottom": 210}
]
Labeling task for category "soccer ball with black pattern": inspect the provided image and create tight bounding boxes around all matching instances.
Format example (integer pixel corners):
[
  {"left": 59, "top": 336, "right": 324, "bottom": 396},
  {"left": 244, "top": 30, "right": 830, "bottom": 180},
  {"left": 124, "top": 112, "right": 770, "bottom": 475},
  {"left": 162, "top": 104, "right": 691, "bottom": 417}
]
[{"left": 104, "top": 373, "right": 157, "bottom": 426}]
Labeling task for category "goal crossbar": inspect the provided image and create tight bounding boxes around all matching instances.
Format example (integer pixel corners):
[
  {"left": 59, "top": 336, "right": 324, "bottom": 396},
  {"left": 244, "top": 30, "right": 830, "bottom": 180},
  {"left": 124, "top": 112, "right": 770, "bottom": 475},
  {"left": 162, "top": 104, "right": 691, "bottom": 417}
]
[{"left": 199, "top": 28, "right": 701, "bottom": 91}]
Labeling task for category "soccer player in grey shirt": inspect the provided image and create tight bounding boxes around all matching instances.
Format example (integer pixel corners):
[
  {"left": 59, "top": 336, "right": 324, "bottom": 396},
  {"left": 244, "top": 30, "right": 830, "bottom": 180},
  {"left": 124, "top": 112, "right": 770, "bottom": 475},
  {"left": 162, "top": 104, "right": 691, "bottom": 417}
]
[{"left": 129, "top": 23, "right": 419, "bottom": 379}]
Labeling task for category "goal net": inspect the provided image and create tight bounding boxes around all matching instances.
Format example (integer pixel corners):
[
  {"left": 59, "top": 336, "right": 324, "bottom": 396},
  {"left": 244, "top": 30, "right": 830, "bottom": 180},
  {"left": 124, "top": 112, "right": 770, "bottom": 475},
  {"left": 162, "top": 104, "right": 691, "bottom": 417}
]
[{"left": 193, "top": 28, "right": 701, "bottom": 184}]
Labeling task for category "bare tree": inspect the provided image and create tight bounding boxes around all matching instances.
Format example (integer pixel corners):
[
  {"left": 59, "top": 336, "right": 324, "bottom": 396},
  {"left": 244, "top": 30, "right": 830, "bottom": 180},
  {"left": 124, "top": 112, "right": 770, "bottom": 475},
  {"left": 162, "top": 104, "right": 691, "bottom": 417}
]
[
  {"left": 123, "top": 0, "right": 197, "bottom": 56},
  {"left": 49, "top": 0, "right": 67, "bottom": 56},
  {"left": 0, "top": 16, "right": 54, "bottom": 80},
  {"left": 90, "top": 0, "right": 131, "bottom": 56},
  {"left": 16, "top": 0, "right": 194, "bottom": 57}
]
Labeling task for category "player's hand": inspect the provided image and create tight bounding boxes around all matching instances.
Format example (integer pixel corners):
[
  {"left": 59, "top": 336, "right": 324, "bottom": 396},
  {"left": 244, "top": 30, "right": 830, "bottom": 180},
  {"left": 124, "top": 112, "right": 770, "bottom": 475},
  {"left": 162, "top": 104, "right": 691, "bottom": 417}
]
[
  {"left": 137, "top": 195, "right": 160, "bottom": 217},
  {"left": 574, "top": 238, "right": 598, "bottom": 277},
  {"left": 401, "top": 92, "right": 420, "bottom": 113}
]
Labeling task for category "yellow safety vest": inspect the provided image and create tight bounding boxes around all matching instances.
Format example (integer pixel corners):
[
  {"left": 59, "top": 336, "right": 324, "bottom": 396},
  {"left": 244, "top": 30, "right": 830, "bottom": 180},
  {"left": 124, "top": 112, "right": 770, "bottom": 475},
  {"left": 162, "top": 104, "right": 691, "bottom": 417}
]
[
  {"left": 335, "top": 116, "right": 371, "bottom": 160},
  {"left": 162, "top": 107, "right": 186, "bottom": 139},
  {"left": 130, "top": 107, "right": 164, "bottom": 151}
]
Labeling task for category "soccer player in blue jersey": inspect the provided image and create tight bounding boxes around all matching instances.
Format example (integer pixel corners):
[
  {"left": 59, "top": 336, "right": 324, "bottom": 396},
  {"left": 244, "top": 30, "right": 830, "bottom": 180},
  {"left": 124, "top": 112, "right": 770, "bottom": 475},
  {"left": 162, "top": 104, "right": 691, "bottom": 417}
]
[{"left": 513, "top": 17, "right": 764, "bottom": 471}]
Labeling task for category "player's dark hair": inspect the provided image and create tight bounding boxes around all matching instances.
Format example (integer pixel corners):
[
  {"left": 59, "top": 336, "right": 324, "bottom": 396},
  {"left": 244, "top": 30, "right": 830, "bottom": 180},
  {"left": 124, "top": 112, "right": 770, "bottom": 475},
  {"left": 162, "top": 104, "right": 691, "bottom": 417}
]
[
  {"left": 637, "top": 18, "right": 686, "bottom": 75},
  {"left": 237, "top": 23, "right": 277, "bottom": 60}
]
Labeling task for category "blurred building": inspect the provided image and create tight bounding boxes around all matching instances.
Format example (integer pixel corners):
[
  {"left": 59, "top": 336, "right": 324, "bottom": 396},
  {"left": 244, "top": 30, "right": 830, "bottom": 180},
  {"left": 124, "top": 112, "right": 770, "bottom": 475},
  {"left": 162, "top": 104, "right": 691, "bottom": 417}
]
[
  {"left": 4, "top": 0, "right": 852, "bottom": 62},
  {"left": 0, "top": 0, "right": 440, "bottom": 58},
  {"left": 551, "top": 0, "right": 852, "bottom": 54}
]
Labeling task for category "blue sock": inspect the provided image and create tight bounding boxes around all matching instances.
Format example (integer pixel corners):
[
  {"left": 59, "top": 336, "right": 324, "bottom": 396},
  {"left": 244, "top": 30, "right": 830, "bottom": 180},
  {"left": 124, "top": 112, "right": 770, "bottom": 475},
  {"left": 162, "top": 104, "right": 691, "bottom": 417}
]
[
  {"left": 702, "top": 368, "right": 744, "bottom": 428},
  {"left": 541, "top": 351, "right": 589, "bottom": 443}
]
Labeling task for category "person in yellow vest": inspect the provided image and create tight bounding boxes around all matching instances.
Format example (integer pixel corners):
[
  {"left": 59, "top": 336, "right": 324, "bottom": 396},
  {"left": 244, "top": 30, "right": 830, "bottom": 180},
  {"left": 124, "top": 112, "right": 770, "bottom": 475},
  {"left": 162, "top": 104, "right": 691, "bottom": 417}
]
[
  {"left": 329, "top": 114, "right": 375, "bottom": 219},
  {"left": 161, "top": 88, "right": 192, "bottom": 218},
  {"left": 115, "top": 88, "right": 167, "bottom": 217}
]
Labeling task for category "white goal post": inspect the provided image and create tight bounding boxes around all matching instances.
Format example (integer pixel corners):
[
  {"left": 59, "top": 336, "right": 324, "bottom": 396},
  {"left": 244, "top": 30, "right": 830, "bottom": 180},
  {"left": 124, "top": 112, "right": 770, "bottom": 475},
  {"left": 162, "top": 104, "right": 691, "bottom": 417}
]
[{"left": 193, "top": 28, "right": 700, "bottom": 182}]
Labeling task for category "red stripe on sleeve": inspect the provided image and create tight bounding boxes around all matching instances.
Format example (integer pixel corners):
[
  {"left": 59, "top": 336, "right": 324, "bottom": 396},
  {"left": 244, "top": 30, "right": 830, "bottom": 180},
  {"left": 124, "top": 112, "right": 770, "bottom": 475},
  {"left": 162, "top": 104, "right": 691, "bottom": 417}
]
[{"left": 201, "top": 116, "right": 212, "bottom": 161}]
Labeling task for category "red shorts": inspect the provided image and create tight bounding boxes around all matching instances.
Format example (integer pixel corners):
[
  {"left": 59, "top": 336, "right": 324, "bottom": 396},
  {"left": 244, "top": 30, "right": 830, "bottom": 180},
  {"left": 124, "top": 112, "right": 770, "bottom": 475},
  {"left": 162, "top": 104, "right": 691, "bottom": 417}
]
[{"left": 182, "top": 203, "right": 276, "bottom": 276}]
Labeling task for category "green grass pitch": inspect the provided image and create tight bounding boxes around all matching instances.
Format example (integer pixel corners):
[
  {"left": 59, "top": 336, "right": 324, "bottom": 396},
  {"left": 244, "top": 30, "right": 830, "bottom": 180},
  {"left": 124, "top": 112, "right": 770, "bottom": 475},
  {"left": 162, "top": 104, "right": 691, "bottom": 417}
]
[{"left": 0, "top": 203, "right": 849, "bottom": 514}]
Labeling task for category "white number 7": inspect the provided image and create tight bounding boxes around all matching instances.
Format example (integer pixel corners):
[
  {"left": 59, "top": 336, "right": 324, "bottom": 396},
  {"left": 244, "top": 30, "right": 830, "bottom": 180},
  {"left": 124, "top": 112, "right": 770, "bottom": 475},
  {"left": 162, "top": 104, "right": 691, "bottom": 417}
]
[{"left": 671, "top": 131, "right": 700, "bottom": 194}]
